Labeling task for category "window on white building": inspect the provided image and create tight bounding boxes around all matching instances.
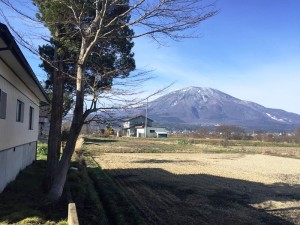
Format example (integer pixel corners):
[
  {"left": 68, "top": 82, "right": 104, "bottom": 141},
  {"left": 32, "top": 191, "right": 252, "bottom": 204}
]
[
  {"left": 16, "top": 99, "right": 24, "bottom": 122},
  {"left": 29, "top": 106, "right": 34, "bottom": 130},
  {"left": 0, "top": 89, "right": 7, "bottom": 119}
]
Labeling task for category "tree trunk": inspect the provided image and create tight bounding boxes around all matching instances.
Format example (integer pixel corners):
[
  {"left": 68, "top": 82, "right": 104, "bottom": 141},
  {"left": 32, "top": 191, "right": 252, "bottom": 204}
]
[
  {"left": 47, "top": 64, "right": 85, "bottom": 200},
  {"left": 43, "top": 48, "right": 64, "bottom": 192},
  {"left": 47, "top": 119, "right": 83, "bottom": 200}
]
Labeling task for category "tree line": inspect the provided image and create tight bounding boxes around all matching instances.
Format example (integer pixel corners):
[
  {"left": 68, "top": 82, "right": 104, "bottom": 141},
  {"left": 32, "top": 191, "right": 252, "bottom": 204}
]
[{"left": 172, "top": 125, "right": 300, "bottom": 143}]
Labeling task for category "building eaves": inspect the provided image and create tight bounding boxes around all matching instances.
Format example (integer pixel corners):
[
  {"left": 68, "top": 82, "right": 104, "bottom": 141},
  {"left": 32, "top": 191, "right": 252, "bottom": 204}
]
[
  {"left": 0, "top": 23, "right": 50, "bottom": 104},
  {"left": 124, "top": 115, "right": 154, "bottom": 122}
]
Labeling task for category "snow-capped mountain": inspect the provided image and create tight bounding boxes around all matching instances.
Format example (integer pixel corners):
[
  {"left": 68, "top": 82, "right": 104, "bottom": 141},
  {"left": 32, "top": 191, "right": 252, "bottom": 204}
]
[{"left": 144, "top": 87, "right": 300, "bottom": 131}]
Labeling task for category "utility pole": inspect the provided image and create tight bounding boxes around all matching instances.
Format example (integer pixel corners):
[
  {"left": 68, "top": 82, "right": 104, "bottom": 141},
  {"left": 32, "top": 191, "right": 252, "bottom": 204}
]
[{"left": 145, "top": 97, "right": 148, "bottom": 138}]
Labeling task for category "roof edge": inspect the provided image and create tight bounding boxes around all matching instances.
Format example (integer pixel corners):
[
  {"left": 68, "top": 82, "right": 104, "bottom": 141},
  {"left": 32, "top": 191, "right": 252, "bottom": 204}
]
[{"left": 0, "top": 23, "right": 50, "bottom": 104}]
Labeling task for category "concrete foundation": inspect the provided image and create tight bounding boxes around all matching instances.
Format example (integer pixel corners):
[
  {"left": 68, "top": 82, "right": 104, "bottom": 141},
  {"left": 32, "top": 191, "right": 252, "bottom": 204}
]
[{"left": 0, "top": 141, "right": 36, "bottom": 193}]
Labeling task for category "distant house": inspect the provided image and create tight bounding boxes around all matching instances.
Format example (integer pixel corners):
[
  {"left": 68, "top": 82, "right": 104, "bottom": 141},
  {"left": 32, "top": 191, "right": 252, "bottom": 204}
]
[
  {"left": 123, "top": 115, "right": 153, "bottom": 137},
  {"left": 136, "top": 127, "right": 168, "bottom": 138},
  {"left": 123, "top": 115, "right": 168, "bottom": 138},
  {"left": 0, "top": 23, "right": 49, "bottom": 193}
]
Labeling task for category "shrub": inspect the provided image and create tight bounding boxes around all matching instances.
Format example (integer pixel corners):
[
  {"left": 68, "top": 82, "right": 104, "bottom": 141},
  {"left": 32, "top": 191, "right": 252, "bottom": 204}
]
[
  {"left": 37, "top": 143, "right": 48, "bottom": 155},
  {"left": 19, "top": 217, "right": 43, "bottom": 225},
  {"left": 220, "top": 138, "right": 229, "bottom": 147},
  {"left": 177, "top": 139, "right": 191, "bottom": 145}
]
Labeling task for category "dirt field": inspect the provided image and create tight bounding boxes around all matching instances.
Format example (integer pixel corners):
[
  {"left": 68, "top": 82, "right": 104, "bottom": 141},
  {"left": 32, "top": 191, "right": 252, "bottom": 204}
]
[{"left": 93, "top": 153, "right": 300, "bottom": 225}]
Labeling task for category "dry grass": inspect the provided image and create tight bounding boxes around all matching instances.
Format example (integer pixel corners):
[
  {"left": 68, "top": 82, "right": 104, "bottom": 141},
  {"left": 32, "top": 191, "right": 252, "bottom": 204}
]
[
  {"left": 84, "top": 137, "right": 300, "bottom": 158},
  {"left": 231, "top": 145, "right": 300, "bottom": 158},
  {"left": 85, "top": 137, "right": 300, "bottom": 225}
]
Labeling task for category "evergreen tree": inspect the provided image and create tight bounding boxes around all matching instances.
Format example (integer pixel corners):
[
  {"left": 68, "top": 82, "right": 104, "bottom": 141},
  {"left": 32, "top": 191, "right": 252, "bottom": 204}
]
[{"left": 35, "top": 0, "right": 135, "bottom": 195}]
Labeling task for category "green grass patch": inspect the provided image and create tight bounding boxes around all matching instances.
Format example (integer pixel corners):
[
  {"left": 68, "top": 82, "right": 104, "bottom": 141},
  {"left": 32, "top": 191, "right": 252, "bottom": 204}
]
[
  {"left": 67, "top": 158, "right": 109, "bottom": 225},
  {"left": 36, "top": 142, "right": 48, "bottom": 160},
  {"left": 0, "top": 160, "right": 68, "bottom": 224},
  {"left": 0, "top": 142, "right": 107, "bottom": 225}
]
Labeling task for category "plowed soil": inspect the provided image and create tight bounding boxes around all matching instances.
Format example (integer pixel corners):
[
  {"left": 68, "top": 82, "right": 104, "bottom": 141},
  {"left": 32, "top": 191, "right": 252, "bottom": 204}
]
[{"left": 94, "top": 153, "right": 300, "bottom": 225}]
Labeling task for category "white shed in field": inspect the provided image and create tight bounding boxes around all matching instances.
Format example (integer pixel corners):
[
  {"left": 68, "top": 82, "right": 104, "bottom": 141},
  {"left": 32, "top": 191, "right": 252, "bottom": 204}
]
[
  {"left": 0, "top": 23, "right": 49, "bottom": 193},
  {"left": 136, "top": 127, "right": 168, "bottom": 138}
]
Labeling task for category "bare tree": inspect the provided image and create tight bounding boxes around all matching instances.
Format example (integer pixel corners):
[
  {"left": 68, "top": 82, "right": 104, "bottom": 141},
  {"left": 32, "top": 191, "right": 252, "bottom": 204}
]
[
  {"left": 0, "top": 0, "right": 217, "bottom": 200},
  {"left": 294, "top": 127, "right": 300, "bottom": 143}
]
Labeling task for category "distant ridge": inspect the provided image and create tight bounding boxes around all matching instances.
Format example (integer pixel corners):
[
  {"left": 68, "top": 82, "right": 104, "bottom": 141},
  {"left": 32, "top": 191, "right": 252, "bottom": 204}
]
[{"left": 140, "top": 86, "right": 300, "bottom": 131}]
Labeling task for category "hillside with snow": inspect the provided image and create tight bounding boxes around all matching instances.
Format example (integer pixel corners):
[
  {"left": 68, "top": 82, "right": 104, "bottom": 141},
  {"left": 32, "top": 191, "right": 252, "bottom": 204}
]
[{"left": 141, "top": 87, "right": 300, "bottom": 131}]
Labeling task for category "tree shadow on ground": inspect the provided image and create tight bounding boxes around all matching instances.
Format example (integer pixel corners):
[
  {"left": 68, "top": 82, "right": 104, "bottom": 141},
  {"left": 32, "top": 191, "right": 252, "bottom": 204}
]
[
  {"left": 107, "top": 168, "right": 300, "bottom": 225},
  {"left": 0, "top": 160, "right": 68, "bottom": 224},
  {"left": 133, "top": 159, "right": 197, "bottom": 164},
  {"left": 84, "top": 138, "right": 119, "bottom": 145}
]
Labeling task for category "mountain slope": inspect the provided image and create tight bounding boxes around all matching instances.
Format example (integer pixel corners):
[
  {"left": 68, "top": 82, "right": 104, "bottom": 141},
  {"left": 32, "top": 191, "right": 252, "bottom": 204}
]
[{"left": 146, "top": 87, "right": 300, "bottom": 130}]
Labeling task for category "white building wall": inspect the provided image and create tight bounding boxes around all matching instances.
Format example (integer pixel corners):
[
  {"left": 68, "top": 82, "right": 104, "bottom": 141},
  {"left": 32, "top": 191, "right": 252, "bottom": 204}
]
[
  {"left": 0, "top": 58, "right": 40, "bottom": 193},
  {"left": 137, "top": 127, "right": 168, "bottom": 138},
  {"left": 136, "top": 128, "right": 144, "bottom": 137},
  {"left": 123, "top": 116, "right": 153, "bottom": 130},
  {"left": 123, "top": 121, "right": 130, "bottom": 129},
  {"left": 0, "top": 142, "right": 36, "bottom": 193},
  {"left": 0, "top": 59, "right": 40, "bottom": 151}
]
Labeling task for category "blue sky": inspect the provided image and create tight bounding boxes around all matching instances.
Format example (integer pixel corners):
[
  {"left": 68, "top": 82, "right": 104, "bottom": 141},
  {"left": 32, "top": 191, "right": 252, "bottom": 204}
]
[
  {"left": 1, "top": 0, "right": 300, "bottom": 114},
  {"left": 133, "top": 0, "right": 300, "bottom": 114}
]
